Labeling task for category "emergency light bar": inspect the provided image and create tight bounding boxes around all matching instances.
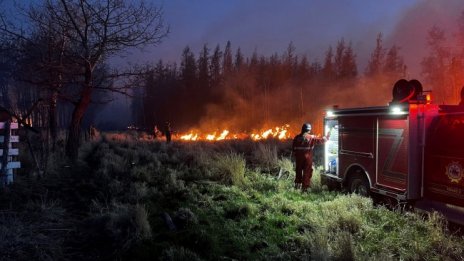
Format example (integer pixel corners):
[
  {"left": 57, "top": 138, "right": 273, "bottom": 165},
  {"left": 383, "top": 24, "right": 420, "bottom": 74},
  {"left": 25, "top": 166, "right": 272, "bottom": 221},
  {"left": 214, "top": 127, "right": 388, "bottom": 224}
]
[
  {"left": 426, "top": 93, "right": 432, "bottom": 104},
  {"left": 416, "top": 91, "right": 432, "bottom": 104}
]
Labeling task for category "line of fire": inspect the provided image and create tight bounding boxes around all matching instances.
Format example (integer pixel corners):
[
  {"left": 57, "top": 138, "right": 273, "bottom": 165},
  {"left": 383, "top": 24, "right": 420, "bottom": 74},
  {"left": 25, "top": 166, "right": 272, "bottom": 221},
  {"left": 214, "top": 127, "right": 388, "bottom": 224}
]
[{"left": 177, "top": 125, "right": 292, "bottom": 141}]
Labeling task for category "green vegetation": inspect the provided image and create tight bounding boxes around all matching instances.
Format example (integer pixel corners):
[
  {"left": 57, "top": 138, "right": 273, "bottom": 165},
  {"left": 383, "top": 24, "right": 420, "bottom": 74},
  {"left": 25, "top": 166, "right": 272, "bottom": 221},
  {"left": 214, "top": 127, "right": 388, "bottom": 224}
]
[{"left": 1, "top": 135, "right": 463, "bottom": 260}]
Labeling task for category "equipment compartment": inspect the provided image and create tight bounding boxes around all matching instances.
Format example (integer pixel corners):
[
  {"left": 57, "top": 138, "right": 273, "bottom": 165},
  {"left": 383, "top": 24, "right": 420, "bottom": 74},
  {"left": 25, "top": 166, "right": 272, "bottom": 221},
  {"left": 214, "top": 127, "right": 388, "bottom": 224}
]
[{"left": 324, "top": 119, "right": 339, "bottom": 175}]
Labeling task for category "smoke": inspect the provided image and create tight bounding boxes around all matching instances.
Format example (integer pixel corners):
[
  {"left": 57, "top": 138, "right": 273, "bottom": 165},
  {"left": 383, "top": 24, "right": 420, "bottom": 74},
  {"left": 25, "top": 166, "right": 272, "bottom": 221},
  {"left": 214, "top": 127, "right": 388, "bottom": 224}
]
[
  {"left": 193, "top": 0, "right": 464, "bottom": 134},
  {"left": 107, "top": 1, "right": 464, "bottom": 132},
  {"left": 385, "top": 0, "right": 464, "bottom": 78},
  {"left": 191, "top": 73, "right": 399, "bottom": 136},
  {"left": 199, "top": 78, "right": 301, "bottom": 133}
]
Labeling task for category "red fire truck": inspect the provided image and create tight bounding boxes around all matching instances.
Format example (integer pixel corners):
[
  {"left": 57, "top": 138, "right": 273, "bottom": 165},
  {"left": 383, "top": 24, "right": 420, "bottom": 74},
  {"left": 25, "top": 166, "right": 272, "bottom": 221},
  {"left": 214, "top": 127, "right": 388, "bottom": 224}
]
[{"left": 321, "top": 79, "right": 464, "bottom": 224}]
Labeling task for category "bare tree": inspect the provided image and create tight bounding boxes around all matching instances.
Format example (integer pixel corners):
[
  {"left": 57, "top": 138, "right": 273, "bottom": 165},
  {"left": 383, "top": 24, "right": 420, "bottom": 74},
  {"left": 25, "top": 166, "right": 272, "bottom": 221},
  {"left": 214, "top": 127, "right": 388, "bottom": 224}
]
[{"left": 2, "top": 0, "right": 168, "bottom": 160}]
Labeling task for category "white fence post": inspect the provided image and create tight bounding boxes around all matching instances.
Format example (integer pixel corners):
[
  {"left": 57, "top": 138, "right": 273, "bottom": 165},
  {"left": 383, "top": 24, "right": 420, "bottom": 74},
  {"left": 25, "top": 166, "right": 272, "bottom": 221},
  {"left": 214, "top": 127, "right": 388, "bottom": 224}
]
[{"left": 0, "top": 121, "right": 20, "bottom": 186}]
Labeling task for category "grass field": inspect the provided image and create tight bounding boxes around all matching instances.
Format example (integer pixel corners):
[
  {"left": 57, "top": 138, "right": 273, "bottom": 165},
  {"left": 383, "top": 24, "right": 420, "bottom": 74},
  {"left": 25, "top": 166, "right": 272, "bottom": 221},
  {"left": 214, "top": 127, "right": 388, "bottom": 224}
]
[{"left": 1, "top": 133, "right": 463, "bottom": 260}]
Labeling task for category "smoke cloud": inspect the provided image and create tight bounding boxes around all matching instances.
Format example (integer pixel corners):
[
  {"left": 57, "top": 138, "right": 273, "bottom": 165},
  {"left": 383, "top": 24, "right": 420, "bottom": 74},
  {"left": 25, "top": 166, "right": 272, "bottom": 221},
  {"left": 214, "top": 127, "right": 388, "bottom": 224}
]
[
  {"left": 104, "top": 1, "right": 464, "bottom": 133},
  {"left": 385, "top": 0, "right": 464, "bottom": 78}
]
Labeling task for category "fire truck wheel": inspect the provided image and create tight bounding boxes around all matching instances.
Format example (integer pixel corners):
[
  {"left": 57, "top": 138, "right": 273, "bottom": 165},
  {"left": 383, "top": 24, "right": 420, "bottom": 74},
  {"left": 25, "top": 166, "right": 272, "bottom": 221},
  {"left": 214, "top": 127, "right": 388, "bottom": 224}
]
[{"left": 348, "top": 173, "right": 370, "bottom": 197}]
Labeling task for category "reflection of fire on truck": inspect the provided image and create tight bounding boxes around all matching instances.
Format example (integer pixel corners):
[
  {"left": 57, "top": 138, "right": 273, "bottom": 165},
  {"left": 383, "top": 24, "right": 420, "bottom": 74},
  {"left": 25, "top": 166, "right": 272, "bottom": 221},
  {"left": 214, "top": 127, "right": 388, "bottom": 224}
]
[{"left": 321, "top": 79, "right": 464, "bottom": 224}]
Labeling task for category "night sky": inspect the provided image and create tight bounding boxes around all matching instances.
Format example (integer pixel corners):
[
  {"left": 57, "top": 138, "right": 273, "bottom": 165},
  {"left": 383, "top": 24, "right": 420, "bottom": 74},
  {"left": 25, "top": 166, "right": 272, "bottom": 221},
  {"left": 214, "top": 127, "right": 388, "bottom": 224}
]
[
  {"left": 152, "top": 0, "right": 419, "bottom": 66},
  {"left": 2, "top": 0, "right": 464, "bottom": 125},
  {"left": 2, "top": 0, "right": 463, "bottom": 76},
  {"left": 94, "top": 0, "right": 462, "bottom": 80}
]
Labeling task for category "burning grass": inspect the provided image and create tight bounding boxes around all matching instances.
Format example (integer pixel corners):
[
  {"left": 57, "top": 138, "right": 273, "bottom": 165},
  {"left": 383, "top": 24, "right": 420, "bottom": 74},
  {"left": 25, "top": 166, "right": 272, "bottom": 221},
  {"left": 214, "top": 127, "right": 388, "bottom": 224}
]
[
  {"left": 178, "top": 124, "right": 293, "bottom": 141},
  {"left": 1, "top": 135, "right": 463, "bottom": 260}
]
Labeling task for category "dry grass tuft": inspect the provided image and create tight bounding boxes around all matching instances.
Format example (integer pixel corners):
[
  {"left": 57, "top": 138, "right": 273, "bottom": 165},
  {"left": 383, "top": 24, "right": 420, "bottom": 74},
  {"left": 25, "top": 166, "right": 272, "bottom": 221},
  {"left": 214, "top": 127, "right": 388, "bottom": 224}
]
[{"left": 252, "top": 143, "right": 278, "bottom": 172}]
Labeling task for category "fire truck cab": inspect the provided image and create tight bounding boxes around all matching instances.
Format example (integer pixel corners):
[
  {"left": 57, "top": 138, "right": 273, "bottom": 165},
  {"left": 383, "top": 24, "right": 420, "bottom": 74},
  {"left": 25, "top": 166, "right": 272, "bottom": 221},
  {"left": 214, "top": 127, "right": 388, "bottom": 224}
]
[{"left": 321, "top": 79, "right": 464, "bottom": 224}]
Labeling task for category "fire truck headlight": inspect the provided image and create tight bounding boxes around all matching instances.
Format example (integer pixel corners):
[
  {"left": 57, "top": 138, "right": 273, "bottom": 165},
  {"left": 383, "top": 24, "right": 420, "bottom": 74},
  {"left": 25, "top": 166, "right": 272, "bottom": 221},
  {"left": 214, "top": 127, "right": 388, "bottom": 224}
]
[{"left": 390, "top": 106, "right": 404, "bottom": 115}]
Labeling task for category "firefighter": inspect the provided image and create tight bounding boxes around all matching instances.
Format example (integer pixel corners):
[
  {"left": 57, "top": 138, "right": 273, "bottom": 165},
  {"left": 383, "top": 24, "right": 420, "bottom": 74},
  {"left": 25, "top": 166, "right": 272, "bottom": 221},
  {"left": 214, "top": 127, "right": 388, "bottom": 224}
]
[
  {"left": 292, "top": 123, "right": 329, "bottom": 191},
  {"left": 153, "top": 125, "right": 160, "bottom": 139},
  {"left": 89, "top": 124, "right": 96, "bottom": 141},
  {"left": 164, "top": 122, "right": 172, "bottom": 143}
]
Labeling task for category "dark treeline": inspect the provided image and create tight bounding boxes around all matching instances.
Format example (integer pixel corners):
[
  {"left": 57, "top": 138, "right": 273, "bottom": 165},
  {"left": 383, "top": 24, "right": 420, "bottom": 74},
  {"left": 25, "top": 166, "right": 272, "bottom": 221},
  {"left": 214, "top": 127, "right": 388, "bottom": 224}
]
[
  {"left": 134, "top": 35, "right": 405, "bottom": 133},
  {"left": 136, "top": 7, "right": 464, "bottom": 135}
]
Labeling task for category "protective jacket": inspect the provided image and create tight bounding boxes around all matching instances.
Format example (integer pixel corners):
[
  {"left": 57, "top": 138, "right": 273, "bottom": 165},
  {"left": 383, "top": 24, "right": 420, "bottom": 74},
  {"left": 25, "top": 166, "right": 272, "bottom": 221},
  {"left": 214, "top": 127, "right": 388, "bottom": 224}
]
[{"left": 292, "top": 133, "right": 326, "bottom": 190}]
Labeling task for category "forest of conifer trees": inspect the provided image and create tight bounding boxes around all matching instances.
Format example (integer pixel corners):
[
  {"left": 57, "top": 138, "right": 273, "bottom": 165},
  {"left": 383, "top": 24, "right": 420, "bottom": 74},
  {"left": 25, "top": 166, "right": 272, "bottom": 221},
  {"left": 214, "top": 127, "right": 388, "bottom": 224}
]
[{"left": 133, "top": 36, "right": 406, "bottom": 133}]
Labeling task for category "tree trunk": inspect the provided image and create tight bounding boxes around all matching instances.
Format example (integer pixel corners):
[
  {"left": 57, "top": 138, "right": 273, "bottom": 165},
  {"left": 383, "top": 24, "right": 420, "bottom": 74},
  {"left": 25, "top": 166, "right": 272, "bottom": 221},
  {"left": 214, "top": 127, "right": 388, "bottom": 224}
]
[
  {"left": 66, "top": 85, "right": 92, "bottom": 160},
  {"left": 0, "top": 79, "right": 11, "bottom": 110},
  {"left": 49, "top": 90, "right": 58, "bottom": 152}
]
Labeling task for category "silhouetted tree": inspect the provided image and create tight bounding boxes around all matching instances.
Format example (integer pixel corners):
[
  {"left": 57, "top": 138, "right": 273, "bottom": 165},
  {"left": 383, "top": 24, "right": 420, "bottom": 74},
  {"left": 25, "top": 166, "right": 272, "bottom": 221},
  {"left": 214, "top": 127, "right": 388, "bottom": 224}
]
[
  {"left": 180, "top": 46, "right": 197, "bottom": 88},
  {"left": 340, "top": 42, "right": 357, "bottom": 79},
  {"left": 322, "top": 46, "right": 334, "bottom": 80},
  {"left": 198, "top": 44, "right": 210, "bottom": 90},
  {"left": 210, "top": 44, "right": 223, "bottom": 91},
  {"left": 1, "top": 0, "right": 168, "bottom": 160},
  {"left": 180, "top": 46, "right": 200, "bottom": 124},
  {"left": 0, "top": 40, "right": 18, "bottom": 110},
  {"left": 234, "top": 47, "right": 244, "bottom": 71},
  {"left": 223, "top": 41, "right": 233, "bottom": 74},
  {"left": 334, "top": 39, "right": 346, "bottom": 78},
  {"left": 383, "top": 45, "right": 405, "bottom": 78},
  {"left": 421, "top": 26, "right": 450, "bottom": 102},
  {"left": 283, "top": 42, "right": 297, "bottom": 80},
  {"left": 365, "top": 33, "right": 385, "bottom": 77}
]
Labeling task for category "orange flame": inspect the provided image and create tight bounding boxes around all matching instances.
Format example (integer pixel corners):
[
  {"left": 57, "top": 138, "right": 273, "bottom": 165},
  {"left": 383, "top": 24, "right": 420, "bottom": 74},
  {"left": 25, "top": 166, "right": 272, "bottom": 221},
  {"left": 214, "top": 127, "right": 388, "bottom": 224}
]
[{"left": 178, "top": 124, "right": 292, "bottom": 141}]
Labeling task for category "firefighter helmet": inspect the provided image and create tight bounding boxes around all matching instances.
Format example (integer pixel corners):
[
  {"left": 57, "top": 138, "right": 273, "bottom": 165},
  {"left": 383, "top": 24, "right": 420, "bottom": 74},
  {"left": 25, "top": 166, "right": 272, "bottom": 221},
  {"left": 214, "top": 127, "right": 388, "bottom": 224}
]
[{"left": 301, "top": 123, "right": 312, "bottom": 133}]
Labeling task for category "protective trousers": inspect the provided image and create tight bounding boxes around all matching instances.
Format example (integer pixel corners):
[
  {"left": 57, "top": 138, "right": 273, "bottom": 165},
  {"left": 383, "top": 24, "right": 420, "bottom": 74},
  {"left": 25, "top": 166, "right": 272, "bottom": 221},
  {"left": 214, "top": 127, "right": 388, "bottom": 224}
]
[{"left": 294, "top": 151, "right": 313, "bottom": 190}]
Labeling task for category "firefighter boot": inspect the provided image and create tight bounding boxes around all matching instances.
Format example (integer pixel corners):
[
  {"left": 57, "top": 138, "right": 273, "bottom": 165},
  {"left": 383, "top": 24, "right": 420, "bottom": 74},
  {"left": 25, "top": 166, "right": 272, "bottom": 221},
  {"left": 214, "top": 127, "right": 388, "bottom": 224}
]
[
  {"left": 301, "top": 187, "right": 312, "bottom": 193},
  {"left": 294, "top": 183, "right": 302, "bottom": 190},
  {"left": 301, "top": 182, "right": 311, "bottom": 193}
]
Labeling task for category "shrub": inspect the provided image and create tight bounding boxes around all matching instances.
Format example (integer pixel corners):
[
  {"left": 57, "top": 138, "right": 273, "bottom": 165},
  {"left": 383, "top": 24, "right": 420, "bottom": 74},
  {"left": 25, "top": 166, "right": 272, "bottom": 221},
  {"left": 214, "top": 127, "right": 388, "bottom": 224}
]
[
  {"left": 159, "top": 246, "right": 202, "bottom": 261},
  {"left": 164, "top": 169, "right": 186, "bottom": 193},
  {"left": 133, "top": 204, "right": 152, "bottom": 240},
  {"left": 211, "top": 153, "right": 246, "bottom": 186},
  {"left": 173, "top": 207, "right": 199, "bottom": 229},
  {"left": 331, "top": 231, "right": 355, "bottom": 260},
  {"left": 130, "top": 165, "right": 157, "bottom": 184},
  {"left": 224, "top": 203, "right": 252, "bottom": 220},
  {"left": 309, "top": 167, "right": 324, "bottom": 192},
  {"left": 252, "top": 143, "right": 278, "bottom": 172},
  {"left": 0, "top": 211, "right": 65, "bottom": 260},
  {"left": 129, "top": 182, "right": 149, "bottom": 203},
  {"left": 317, "top": 194, "right": 370, "bottom": 234},
  {"left": 86, "top": 203, "right": 152, "bottom": 255},
  {"left": 245, "top": 170, "right": 280, "bottom": 192},
  {"left": 276, "top": 157, "right": 295, "bottom": 180}
]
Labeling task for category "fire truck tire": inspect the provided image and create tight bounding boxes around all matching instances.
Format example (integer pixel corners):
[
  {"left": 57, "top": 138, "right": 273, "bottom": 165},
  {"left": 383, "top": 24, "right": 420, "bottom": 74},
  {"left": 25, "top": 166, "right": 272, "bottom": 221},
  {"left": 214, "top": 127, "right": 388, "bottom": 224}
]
[{"left": 348, "top": 172, "right": 370, "bottom": 197}]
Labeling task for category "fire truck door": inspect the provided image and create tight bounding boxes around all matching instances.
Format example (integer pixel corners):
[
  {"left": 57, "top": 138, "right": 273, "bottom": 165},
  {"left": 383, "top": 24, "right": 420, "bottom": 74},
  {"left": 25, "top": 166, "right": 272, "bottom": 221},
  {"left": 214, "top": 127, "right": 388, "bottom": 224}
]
[
  {"left": 376, "top": 117, "right": 409, "bottom": 191},
  {"left": 425, "top": 113, "right": 464, "bottom": 207}
]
